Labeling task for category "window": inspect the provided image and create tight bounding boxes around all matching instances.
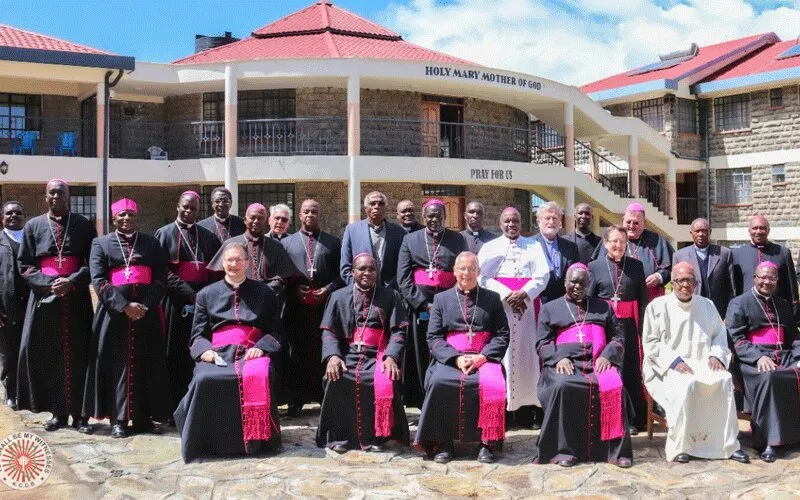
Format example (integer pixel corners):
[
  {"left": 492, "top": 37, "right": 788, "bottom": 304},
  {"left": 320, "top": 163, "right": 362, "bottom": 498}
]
[
  {"left": 0, "top": 93, "right": 41, "bottom": 139},
  {"left": 676, "top": 99, "right": 698, "bottom": 134},
  {"left": 512, "top": 110, "right": 529, "bottom": 157},
  {"left": 202, "top": 93, "right": 223, "bottom": 122},
  {"left": 714, "top": 94, "right": 750, "bottom": 132},
  {"left": 422, "top": 185, "right": 465, "bottom": 197},
  {"left": 632, "top": 98, "right": 663, "bottom": 131},
  {"left": 238, "top": 183, "right": 295, "bottom": 228},
  {"left": 203, "top": 90, "right": 296, "bottom": 122},
  {"left": 716, "top": 168, "right": 751, "bottom": 204},
  {"left": 772, "top": 164, "right": 786, "bottom": 184},
  {"left": 769, "top": 88, "right": 783, "bottom": 109},
  {"left": 534, "top": 121, "right": 564, "bottom": 150},
  {"left": 69, "top": 186, "right": 96, "bottom": 224}
]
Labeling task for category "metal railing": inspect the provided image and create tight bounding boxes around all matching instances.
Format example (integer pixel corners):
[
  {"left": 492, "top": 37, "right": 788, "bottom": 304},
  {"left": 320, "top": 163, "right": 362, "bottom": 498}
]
[
  {"left": 677, "top": 197, "right": 699, "bottom": 225},
  {"left": 238, "top": 117, "right": 346, "bottom": 156},
  {"left": 361, "top": 118, "right": 530, "bottom": 162},
  {"left": 574, "top": 140, "right": 631, "bottom": 199},
  {"left": 640, "top": 173, "right": 670, "bottom": 215}
]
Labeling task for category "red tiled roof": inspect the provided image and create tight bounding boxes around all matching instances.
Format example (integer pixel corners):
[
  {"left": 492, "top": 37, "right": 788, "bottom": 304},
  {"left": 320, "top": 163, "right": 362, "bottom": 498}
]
[
  {"left": 708, "top": 39, "right": 800, "bottom": 79},
  {"left": 580, "top": 33, "right": 775, "bottom": 94},
  {"left": 0, "top": 24, "right": 112, "bottom": 55},
  {"left": 174, "top": 1, "right": 474, "bottom": 65}
]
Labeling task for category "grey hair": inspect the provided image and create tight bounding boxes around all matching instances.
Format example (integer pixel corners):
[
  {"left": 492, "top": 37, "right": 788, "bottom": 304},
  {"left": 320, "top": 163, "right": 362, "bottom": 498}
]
[
  {"left": 537, "top": 201, "right": 563, "bottom": 218},
  {"left": 363, "top": 191, "right": 388, "bottom": 207},
  {"left": 269, "top": 203, "right": 292, "bottom": 217}
]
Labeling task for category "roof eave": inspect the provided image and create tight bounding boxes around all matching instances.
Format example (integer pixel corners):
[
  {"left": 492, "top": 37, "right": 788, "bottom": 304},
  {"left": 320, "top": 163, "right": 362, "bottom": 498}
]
[
  {"left": 586, "top": 79, "right": 679, "bottom": 104},
  {"left": 0, "top": 46, "right": 135, "bottom": 71},
  {"left": 693, "top": 66, "right": 800, "bottom": 96}
]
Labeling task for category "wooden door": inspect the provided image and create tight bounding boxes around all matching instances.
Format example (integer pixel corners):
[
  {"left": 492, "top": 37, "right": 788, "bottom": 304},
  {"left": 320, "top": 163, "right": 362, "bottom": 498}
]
[
  {"left": 421, "top": 102, "right": 440, "bottom": 157},
  {"left": 423, "top": 195, "right": 465, "bottom": 230}
]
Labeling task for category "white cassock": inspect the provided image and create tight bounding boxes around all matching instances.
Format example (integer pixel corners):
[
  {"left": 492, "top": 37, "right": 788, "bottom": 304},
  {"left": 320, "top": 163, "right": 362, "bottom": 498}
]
[
  {"left": 478, "top": 235, "right": 549, "bottom": 410},
  {"left": 642, "top": 293, "right": 740, "bottom": 461}
]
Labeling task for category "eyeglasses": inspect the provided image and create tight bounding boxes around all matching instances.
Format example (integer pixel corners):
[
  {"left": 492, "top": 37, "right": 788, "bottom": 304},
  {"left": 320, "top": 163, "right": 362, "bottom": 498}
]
[
  {"left": 755, "top": 275, "right": 778, "bottom": 282},
  {"left": 673, "top": 278, "right": 696, "bottom": 286},
  {"left": 224, "top": 257, "right": 248, "bottom": 264},
  {"left": 272, "top": 216, "right": 289, "bottom": 222}
]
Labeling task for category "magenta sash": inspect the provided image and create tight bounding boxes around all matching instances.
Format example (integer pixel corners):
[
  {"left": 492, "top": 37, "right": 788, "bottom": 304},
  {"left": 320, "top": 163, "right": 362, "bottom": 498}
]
[
  {"left": 413, "top": 268, "right": 456, "bottom": 288},
  {"left": 495, "top": 276, "right": 542, "bottom": 320},
  {"left": 607, "top": 299, "right": 639, "bottom": 328},
  {"left": 211, "top": 325, "right": 263, "bottom": 350},
  {"left": 109, "top": 265, "right": 152, "bottom": 286},
  {"left": 211, "top": 324, "right": 274, "bottom": 444},
  {"left": 172, "top": 261, "right": 210, "bottom": 283},
  {"left": 350, "top": 327, "right": 394, "bottom": 438},
  {"left": 748, "top": 326, "right": 784, "bottom": 345},
  {"left": 39, "top": 255, "right": 81, "bottom": 276},
  {"left": 300, "top": 288, "right": 325, "bottom": 305},
  {"left": 447, "top": 331, "right": 506, "bottom": 442},
  {"left": 555, "top": 323, "right": 624, "bottom": 441}
]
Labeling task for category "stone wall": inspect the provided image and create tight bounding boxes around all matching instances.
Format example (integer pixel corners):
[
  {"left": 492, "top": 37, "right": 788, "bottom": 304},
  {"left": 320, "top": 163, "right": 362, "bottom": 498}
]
[
  {"left": 360, "top": 89, "right": 422, "bottom": 157},
  {"left": 164, "top": 93, "right": 202, "bottom": 159},
  {"left": 707, "top": 85, "right": 800, "bottom": 157},
  {"left": 295, "top": 88, "right": 347, "bottom": 155},
  {"left": 0, "top": 184, "right": 49, "bottom": 218},
  {"left": 463, "top": 99, "right": 529, "bottom": 162},
  {"left": 109, "top": 101, "right": 167, "bottom": 160},
  {"left": 36, "top": 95, "right": 82, "bottom": 156}
]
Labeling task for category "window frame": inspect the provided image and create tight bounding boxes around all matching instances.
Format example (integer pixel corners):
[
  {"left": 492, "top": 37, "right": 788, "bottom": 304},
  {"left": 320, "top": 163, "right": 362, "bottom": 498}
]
[
  {"left": 715, "top": 167, "right": 752, "bottom": 205},
  {"left": 713, "top": 94, "right": 750, "bottom": 133},
  {"left": 236, "top": 183, "right": 296, "bottom": 229},
  {"left": 632, "top": 98, "right": 664, "bottom": 132},
  {"left": 676, "top": 98, "right": 699, "bottom": 134},
  {"left": 769, "top": 88, "right": 784, "bottom": 110},
  {"left": 69, "top": 185, "right": 97, "bottom": 224},
  {"left": 0, "top": 93, "right": 42, "bottom": 140},
  {"left": 771, "top": 163, "right": 786, "bottom": 185}
]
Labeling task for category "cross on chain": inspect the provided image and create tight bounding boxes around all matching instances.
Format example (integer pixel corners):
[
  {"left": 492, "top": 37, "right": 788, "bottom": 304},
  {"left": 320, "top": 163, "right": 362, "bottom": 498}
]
[
  {"left": 55, "top": 254, "right": 66, "bottom": 268},
  {"left": 467, "top": 327, "right": 475, "bottom": 346},
  {"left": 353, "top": 338, "right": 364, "bottom": 352},
  {"left": 123, "top": 267, "right": 132, "bottom": 280},
  {"left": 577, "top": 329, "right": 585, "bottom": 343},
  {"left": 610, "top": 295, "right": 621, "bottom": 308}
]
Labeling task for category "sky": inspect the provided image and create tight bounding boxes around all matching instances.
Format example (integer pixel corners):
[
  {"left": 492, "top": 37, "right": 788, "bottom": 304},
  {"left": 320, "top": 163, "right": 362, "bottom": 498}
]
[{"left": 3, "top": 0, "right": 800, "bottom": 86}]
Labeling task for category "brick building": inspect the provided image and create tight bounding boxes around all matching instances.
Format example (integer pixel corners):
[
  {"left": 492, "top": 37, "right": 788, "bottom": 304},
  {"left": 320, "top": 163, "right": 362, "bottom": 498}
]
[
  {"left": 582, "top": 33, "right": 800, "bottom": 252},
  {"left": 0, "top": 1, "right": 686, "bottom": 242}
]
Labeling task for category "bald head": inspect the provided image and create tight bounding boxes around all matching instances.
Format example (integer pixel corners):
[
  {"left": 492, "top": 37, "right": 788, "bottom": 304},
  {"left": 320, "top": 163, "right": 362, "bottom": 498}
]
[
  {"left": 45, "top": 179, "right": 70, "bottom": 216},
  {"left": 748, "top": 214, "right": 770, "bottom": 246},
  {"left": 671, "top": 261, "right": 695, "bottom": 279},
  {"left": 499, "top": 207, "right": 522, "bottom": 239}
]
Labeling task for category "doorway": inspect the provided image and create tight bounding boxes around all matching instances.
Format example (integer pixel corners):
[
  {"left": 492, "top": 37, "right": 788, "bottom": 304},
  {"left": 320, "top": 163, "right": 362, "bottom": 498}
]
[{"left": 421, "top": 96, "right": 464, "bottom": 158}]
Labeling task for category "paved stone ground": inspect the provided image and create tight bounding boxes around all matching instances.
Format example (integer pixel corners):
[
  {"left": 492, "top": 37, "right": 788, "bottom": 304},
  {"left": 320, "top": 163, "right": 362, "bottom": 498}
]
[{"left": 1, "top": 404, "right": 799, "bottom": 499}]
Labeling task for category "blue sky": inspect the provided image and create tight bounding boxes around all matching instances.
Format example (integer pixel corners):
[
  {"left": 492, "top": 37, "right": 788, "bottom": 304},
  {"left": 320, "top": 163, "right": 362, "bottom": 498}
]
[{"left": 4, "top": 0, "right": 800, "bottom": 85}]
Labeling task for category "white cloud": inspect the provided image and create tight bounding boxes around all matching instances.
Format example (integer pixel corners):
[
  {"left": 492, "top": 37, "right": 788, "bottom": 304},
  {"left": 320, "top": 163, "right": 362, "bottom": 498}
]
[{"left": 381, "top": 0, "right": 800, "bottom": 86}]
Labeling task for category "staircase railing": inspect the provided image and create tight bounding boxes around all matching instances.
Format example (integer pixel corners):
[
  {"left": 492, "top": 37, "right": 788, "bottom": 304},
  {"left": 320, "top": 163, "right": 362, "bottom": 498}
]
[
  {"left": 573, "top": 140, "right": 631, "bottom": 199},
  {"left": 639, "top": 172, "right": 670, "bottom": 215}
]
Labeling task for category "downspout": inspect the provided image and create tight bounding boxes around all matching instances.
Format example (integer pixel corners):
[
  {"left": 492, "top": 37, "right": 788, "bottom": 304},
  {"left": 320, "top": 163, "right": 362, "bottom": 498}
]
[
  {"left": 702, "top": 100, "right": 711, "bottom": 221},
  {"left": 101, "top": 69, "right": 124, "bottom": 235}
]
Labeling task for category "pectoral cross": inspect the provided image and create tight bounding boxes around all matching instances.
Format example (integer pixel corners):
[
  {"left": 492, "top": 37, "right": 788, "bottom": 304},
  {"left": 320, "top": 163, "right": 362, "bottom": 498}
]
[
  {"left": 123, "top": 267, "right": 132, "bottom": 280},
  {"left": 427, "top": 263, "right": 436, "bottom": 279},
  {"left": 55, "top": 254, "right": 65, "bottom": 268},
  {"left": 307, "top": 266, "right": 316, "bottom": 278},
  {"left": 193, "top": 261, "right": 200, "bottom": 271},
  {"left": 577, "top": 329, "right": 585, "bottom": 343},
  {"left": 467, "top": 328, "right": 475, "bottom": 346},
  {"left": 353, "top": 337, "right": 364, "bottom": 352},
  {"left": 610, "top": 295, "right": 621, "bottom": 308}
]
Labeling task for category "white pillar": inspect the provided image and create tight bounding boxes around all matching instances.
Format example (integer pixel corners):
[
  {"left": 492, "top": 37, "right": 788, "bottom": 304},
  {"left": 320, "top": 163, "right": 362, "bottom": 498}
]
[
  {"left": 224, "top": 66, "right": 239, "bottom": 214},
  {"left": 629, "top": 135, "right": 639, "bottom": 198},
  {"left": 95, "top": 82, "right": 107, "bottom": 236},
  {"left": 347, "top": 75, "right": 361, "bottom": 223},
  {"left": 667, "top": 157, "right": 677, "bottom": 220},
  {"left": 564, "top": 102, "right": 574, "bottom": 170},
  {"left": 565, "top": 186, "right": 575, "bottom": 232}
]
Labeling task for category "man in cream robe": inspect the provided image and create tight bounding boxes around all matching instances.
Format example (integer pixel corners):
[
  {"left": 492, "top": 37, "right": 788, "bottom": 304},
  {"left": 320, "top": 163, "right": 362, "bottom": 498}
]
[
  {"left": 478, "top": 208, "right": 549, "bottom": 412},
  {"left": 642, "top": 262, "right": 750, "bottom": 464}
]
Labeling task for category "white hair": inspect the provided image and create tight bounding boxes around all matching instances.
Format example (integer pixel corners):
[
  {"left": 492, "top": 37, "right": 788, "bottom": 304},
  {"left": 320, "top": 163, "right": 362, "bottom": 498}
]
[
  {"left": 537, "top": 201, "right": 563, "bottom": 219},
  {"left": 363, "top": 191, "right": 388, "bottom": 207},
  {"left": 269, "top": 203, "right": 292, "bottom": 217}
]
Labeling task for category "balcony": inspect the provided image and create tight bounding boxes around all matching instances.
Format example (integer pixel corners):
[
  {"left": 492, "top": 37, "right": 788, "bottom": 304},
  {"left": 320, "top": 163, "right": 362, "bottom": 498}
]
[{"left": 0, "top": 116, "right": 94, "bottom": 157}]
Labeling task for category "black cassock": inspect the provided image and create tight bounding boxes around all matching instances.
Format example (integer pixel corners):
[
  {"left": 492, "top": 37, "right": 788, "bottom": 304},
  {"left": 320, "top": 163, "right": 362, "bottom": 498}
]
[
  {"left": 281, "top": 230, "right": 343, "bottom": 406},
  {"left": 16, "top": 212, "right": 96, "bottom": 417},
  {"left": 726, "top": 290, "right": 800, "bottom": 450},
  {"left": 535, "top": 296, "right": 632, "bottom": 464},
  {"left": 154, "top": 222, "right": 220, "bottom": 408},
  {"left": 83, "top": 231, "right": 172, "bottom": 422},
  {"left": 588, "top": 256, "right": 648, "bottom": 429},
  {"left": 397, "top": 229, "right": 467, "bottom": 408},
  {"left": 316, "top": 284, "right": 409, "bottom": 449},
  {"left": 0, "top": 231, "right": 28, "bottom": 403},
  {"left": 732, "top": 243, "right": 799, "bottom": 318},
  {"left": 459, "top": 229, "right": 496, "bottom": 254},
  {"left": 564, "top": 231, "right": 602, "bottom": 265},
  {"left": 197, "top": 214, "right": 246, "bottom": 244},
  {"left": 174, "top": 279, "right": 283, "bottom": 462},
  {"left": 208, "top": 233, "right": 298, "bottom": 304},
  {"left": 593, "top": 229, "right": 673, "bottom": 301},
  {"left": 414, "top": 286, "right": 509, "bottom": 454}
]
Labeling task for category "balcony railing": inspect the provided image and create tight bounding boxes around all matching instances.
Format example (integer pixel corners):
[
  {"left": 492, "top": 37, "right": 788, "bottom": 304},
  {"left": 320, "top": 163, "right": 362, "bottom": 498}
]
[
  {"left": 238, "top": 117, "right": 346, "bottom": 156},
  {"left": 640, "top": 173, "right": 670, "bottom": 216},
  {"left": 574, "top": 140, "right": 631, "bottom": 199},
  {"left": 677, "top": 197, "right": 699, "bottom": 225}
]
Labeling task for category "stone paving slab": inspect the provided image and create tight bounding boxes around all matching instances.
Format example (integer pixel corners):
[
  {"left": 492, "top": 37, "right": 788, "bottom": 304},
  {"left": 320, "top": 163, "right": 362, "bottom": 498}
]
[{"left": 1, "top": 405, "right": 799, "bottom": 499}]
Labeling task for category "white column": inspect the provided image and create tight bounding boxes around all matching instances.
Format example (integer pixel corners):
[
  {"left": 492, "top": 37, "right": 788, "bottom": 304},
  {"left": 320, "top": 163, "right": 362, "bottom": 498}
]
[
  {"left": 565, "top": 186, "right": 575, "bottom": 232},
  {"left": 347, "top": 75, "right": 361, "bottom": 223},
  {"left": 667, "top": 157, "right": 677, "bottom": 220},
  {"left": 95, "top": 82, "right": 107, "bottom": 236},
  {"left": 629, "top": 134, "right": 639, "bottom": 198},
  {"left": 564, "top": 102, "right": 574, "bottom": 170},
  {"left": 224, "top": 66, "right": 239, "bottom": 214}
]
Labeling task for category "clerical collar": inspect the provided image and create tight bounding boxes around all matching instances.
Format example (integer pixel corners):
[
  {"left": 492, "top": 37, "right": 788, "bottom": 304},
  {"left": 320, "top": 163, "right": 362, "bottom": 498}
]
[
  {"left": 214, "top": 214, "right": 230, "bottom": 223},
  {"left": 301, "top": 228, "right": 320, "bottom": 237},
  {"left": 354, "top": 283, "right": 374, "bottom": 294},
  {"left": 542, "top": 234, "right": 557, "bottom": 244},
  {"left": 426, "top": 228, "right": 444, "bottom": 238},
  {"left": 750, "top": 241, "right": 768, "bottom": 249},
  {"left": 566, "top": 296, "right": 587, "bottom": 307},
  {"left": 115, "top": 229, "right": 136, "bottom": 239},
  {"left": 606, "top": 254, "right": 623, "bottom": 264},
  {"left": 3, "top": 228, "right": 23, "bottom": 243},
  {"left": 676, "top": 294, "right": 693, "bottom": 310},
  {"left": 504, "top": 234, "right": 520, "bottom": 242},
  {"left": 752, "top": 288, "right": 772, "bottom": 301},
  {"left": 575, "top": 228, "right": 591, "bottom": 237},
  {"left": 457, "top": 284, "right": 477, "bottom": 295},
  {"left": 48, "top": 211, "right": 68, "bottom": 221},
  {"left": 245, "top": 232, "right": 262, "bottom": 243},
  {"left": 225, "top": 276, "right": 247, "bottom": 288},
  {"left": 368, "top": 221, "right": 384, "bottom": 232},
  {"left": 176, "top": 220, "right": 194, "bottom": 229}
]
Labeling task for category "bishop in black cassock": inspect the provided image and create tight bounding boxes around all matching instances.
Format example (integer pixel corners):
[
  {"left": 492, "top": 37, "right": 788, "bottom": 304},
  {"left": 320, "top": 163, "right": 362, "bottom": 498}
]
[
  {"left": 316, "top": 254, "right": 409, "bottom": 452},
  {"left": 84, "top": 199, "right": 172, "bottom": 437},
  {"left": 397, "top": 200, "right": 468, "bottom": 408},
  {"left": 175, "top": 241, "right": 283, "bottom": 462},
  {"left": 197, "top": 187, "right": 246, "bottom": 243},
  {"left": 16, "top": 180, "right": 96, "bottom": 432},
  {"left": 726, "top": 261, "right": 800, "bottom": 462},
  {"left": 0, "top": 201, "right": 28, "bottom": 408},
  {"left": 281, "top": 200, "right": 344, "bottom": 414},
  {"left": 588, "top": 227, "right": 649, "bottom": 432},
  {"left": 154, "top": 191, "right": 220, "bottom": 410},
  {"left": 414, "top": 252, "right": 509, "bottom": 464},
  {"left": 459, "top": 201, "right": 496, "bottom": 254},
  {"left": 564, "top": 203, "right": 602, "bottom": 265},
  {"left": 535, "top": 264, "right": 632, "bottom": 467}
]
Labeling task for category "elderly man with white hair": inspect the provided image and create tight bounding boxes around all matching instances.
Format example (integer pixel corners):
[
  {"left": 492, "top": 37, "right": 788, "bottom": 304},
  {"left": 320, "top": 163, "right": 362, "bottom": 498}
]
[
  {"left": 642, "top": 261, "right": 750, "bottom": 464},
  {"left": 532, "top": 201, "right": 579, "bottom": 305},
  {"left": 268, "top": 203, "right": 293, "bottom": 241}
]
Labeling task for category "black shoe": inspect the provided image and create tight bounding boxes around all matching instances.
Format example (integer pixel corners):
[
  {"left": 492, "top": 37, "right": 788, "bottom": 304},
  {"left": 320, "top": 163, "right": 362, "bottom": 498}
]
[
  {"left": 165, "top": 417, "right": 176, "bottom": 428},
  {"left": 44, "top": 415, "right": 67, "bottom": 432},
  {"left": 111, "top": 423, "right": 128, "bottom": 438},
  {"left": 286, "top": 403, "right": 303, "bottom": 418},
  {"left": 761, "top": 446, "right": 777, "bottom": 463},
  {"left": 133, "top": 420, "right": 162, "bottom": 435},
  {"left": 730, "top": 450, "right": 750, "bottom": 464},
  {"left": 434, "top": 443, "right": 455, "bottom": 464},
  {"left": 73, "top": 418, "right": 93, "bottom": 434},
  {"left": 477, "top": 446, "right": 495, "bottom": 464},
  {"left": 674, "top": 453, "right": 690, "bottom": 463},
  {"left": 557, "top": 458, "right": 576, "bottom": 467},
  {"left": 628, "top": 426, "right": 639, "bottom": 436},
  {"left": 5, "top": 398, "right": 16, "bottom": 409},
  {"left": 617, "top": 457, "right": 633, "bottom": 468},
  {"left": 330, "top": 443, "right": 348, "bottom": 454}
]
